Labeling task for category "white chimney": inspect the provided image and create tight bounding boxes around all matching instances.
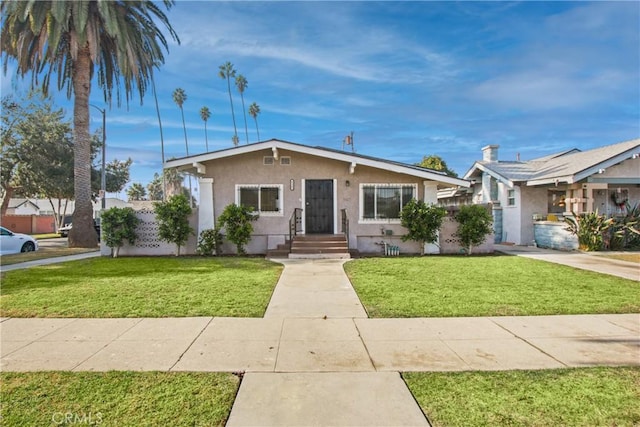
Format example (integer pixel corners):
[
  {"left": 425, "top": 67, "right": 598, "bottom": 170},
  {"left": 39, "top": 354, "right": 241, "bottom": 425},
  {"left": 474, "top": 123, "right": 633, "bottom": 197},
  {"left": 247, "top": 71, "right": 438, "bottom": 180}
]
[{"left": 482, "top": 145, "right": 499, "bottom": 162}]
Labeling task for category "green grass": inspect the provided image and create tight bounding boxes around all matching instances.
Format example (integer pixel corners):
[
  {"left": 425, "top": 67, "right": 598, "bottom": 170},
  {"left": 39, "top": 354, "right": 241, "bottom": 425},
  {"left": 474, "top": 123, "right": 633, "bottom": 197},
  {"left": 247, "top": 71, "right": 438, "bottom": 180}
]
[
  {"left": 345, "top": 256, "right": 640, "bottom": 317},
  {"left": 32, "top": 233, "right": 63, "bottom": 239},
  {"left": 0, "top": 371, "right": 239, "bottom": 427},
  {"left": 1, "top": 257, "right": 283, "bottom": 317},
  {"left": 0, "top": 247, "right": 97, "bottom": 266},
  {"left": 404, "top": 367, "right": 640, "bottom": 427}
]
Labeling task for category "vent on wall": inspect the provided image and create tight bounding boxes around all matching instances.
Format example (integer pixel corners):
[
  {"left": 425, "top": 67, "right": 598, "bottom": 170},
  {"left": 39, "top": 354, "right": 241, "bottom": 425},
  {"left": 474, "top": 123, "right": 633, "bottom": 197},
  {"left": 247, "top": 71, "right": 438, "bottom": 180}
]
[
  {"left": 280, "top": 156, "right": 291, "bottom": 165},
  {"left": 263, "top": 156, "right": 275, "bottom": 165}
]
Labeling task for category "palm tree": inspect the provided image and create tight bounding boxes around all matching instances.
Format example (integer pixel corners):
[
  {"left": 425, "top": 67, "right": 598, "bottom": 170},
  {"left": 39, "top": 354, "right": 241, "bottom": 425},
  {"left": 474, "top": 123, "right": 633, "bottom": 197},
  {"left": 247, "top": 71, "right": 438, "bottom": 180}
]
[
  {"left": 200, "top": 106, "right": 211, "bottom": 152},
  {"left": 218, "top": 62, "right": 238, "bottom": 145},
  {"left": 235, "top": 74, "right": 249, "bottom": 144},
  {"left": 249, "top": 102, "right": 261, "bottom": 142},
  {"left": 172, "top": 88, "right": 189, "bottom": 156},
  {"left": 172, "top": 87, "right": 192, "bottom": 205},
  {"left": 126, "top": 183, "right": 147, "bottom": 201},
  {"left": 0, "top": 1, "right": 179, "bottom": 248}
]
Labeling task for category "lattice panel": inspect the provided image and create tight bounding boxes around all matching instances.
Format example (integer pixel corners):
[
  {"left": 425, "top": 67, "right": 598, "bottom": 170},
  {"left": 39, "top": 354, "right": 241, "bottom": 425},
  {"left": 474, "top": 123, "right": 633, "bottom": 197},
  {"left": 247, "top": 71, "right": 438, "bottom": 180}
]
[{"left": 133, "top": 209, "right": 163, "bottom": 248}]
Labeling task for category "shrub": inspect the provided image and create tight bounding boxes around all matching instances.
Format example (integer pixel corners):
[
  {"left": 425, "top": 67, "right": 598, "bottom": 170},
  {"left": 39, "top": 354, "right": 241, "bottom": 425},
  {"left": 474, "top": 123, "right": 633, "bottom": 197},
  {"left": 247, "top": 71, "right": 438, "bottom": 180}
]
[
  {"left": 400, "top": 199, "right": 446, "bottom": 255},
  {"left": 154, "top": 194, "right": 194, "bottom": 256},
  {"left": 101, "top": 207, "right": 140, "bottom": 257},
  {"left": 455, "top": 204, "right": 493, "bottom": 255},
  {"left": 196, "top": 228, "right": 224, "bottom": 256},
  {"left": 217, "top": 204, "right": 258, "bottom": 255},
  {"left": 564, "top": 210, "right": 614, "bottom": 251},
  {"left": 607, "top": 202, "right": 640, "bottom": 251}
]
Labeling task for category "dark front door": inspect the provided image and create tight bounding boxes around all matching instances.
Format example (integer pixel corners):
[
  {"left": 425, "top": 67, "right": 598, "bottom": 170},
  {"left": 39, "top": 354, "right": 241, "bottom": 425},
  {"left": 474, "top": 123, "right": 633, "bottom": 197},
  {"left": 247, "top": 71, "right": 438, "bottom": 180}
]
[{"left": 305, "top": 179, "right": 334, "bottom": 234}]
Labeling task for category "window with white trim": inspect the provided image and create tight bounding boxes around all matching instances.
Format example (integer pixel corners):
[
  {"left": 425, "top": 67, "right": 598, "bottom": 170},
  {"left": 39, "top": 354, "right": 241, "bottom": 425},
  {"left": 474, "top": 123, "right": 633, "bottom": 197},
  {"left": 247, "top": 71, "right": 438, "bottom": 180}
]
[
  {"left": 507, "top": 189, "right": 516, "bottom": 206},
  {"left": 360, "top": 184, "right": 417, "bottom": 221},
  {"left": 236, "top": 184, "right": 283, "bottom": 215}
]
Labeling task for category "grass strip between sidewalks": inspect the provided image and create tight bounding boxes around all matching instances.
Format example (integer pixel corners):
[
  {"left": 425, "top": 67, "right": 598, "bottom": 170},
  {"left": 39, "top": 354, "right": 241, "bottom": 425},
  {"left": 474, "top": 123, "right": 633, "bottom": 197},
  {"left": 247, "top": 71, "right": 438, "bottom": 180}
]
[
  {"left": 404, "top": 367, "right": 640, "bottom": 427},
  {"left": 345, "top": 256, "right": 640, "bottom": 317},
  {"left": 1, "top": 257, "right": 283, "bottom": 318},
  {"left": 0, "top": 371, "right": 239, "bottom": 427}
]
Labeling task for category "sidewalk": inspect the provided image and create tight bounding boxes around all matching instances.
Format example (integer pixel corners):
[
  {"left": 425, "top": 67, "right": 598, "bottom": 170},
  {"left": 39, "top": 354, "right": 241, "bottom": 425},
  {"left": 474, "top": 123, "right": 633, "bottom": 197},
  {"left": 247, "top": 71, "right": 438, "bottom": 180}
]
[
  {"left": 1, "top": 256, "right": 639, "bottom": 426},
  {"left": 0, "top": 251, "right": 100, "bottom": 272}
]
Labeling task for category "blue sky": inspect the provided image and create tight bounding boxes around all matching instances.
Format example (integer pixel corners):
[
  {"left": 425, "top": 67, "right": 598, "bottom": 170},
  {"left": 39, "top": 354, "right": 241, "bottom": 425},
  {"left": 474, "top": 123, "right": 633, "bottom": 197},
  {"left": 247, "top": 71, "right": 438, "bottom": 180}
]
[{"left": 3, "top": 1, "right": 639, "bottom": 197}]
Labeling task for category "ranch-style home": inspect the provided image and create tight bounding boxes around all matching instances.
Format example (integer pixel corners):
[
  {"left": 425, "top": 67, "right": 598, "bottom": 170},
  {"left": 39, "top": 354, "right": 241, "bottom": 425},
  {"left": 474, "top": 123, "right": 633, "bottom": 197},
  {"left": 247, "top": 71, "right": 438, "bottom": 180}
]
[
  {"left": 165, "top": 139, "right": 471, "bottom": 257},
  {"left": 440, "top": 138, "right": 640, "bottom": 250}
]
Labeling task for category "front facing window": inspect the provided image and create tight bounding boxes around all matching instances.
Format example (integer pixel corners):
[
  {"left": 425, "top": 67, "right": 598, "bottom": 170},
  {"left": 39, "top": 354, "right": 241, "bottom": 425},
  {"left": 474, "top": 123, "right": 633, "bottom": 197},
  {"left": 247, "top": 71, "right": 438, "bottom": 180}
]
[
  {"left": 237, "top": 184, "right": 283, "bottom": 215},
  {"left": 507, "top": 189, "right": 516, "bottom": 206},
  {"left": 361, "top": 184, "right": 416, "bottom": 221}
]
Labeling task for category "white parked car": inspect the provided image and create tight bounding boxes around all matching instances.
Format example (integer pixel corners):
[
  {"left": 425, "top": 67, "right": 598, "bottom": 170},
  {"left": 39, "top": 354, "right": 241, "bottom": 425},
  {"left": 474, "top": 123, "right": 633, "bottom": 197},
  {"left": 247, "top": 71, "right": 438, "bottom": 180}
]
[{"left": 0, "top": 226, "right": 39, "bottom": 255}]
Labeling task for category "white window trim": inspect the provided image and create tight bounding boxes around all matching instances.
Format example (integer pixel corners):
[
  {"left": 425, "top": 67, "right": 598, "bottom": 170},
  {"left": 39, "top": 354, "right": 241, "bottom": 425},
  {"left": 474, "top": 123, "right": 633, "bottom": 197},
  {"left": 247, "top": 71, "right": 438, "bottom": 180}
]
[
  {"left": 235, "top": 184, "right": 284, "bottom": 217},
  {"left": 280, "top": 156, "right": 291, "bottom": 165},
  {"left": 507, "top": 188, "right": 516, "bottom": 207},
  {"left": 263, "top": 156, "right": 275, "bottom": 165},
  {"left": 358, "top": 183, "right": 418, "bottom": 224}
]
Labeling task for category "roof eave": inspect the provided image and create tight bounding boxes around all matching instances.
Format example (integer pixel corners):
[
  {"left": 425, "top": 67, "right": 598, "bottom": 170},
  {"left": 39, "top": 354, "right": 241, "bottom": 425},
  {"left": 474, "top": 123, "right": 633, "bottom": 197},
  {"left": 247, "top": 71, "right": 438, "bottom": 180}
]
[{"left": 166, "top": 139, "right": 470, "bottom": 187}]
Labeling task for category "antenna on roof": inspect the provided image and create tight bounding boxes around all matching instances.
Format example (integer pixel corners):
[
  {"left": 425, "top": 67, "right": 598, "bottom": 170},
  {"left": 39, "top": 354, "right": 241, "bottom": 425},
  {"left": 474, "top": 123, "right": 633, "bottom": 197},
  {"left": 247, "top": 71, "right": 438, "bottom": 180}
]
[{"left": 342, "top": 131, "right": 355, "bottom": 153}]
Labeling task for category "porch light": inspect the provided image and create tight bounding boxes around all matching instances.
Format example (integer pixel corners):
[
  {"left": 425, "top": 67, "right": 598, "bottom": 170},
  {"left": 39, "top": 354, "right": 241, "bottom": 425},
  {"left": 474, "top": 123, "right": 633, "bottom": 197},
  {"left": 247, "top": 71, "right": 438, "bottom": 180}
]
[
  {"left": 290, "top": 179, "right": 295, "bottom": 191},
  {"left": 345, "top": 180, "right": 351, "bottom": 187}
]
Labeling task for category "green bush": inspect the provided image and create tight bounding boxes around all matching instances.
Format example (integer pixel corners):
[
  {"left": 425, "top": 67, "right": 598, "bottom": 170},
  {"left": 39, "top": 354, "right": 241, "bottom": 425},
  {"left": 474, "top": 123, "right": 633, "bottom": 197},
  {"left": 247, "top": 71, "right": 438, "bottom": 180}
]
[
  {"left": 197, "top": 228, "right": 224, "bottom": 256},
  {"left": 154, "top": 194, "right": 194, "bottom": 256},
  {"left": 100, "top": 207, "right": 140, "bottom": 257},
  {"left": 609, "top": 202, "right": 640, "bottom": 250},
  {"left": 564, "top": 210, "right": 614, "bottom": 251},
  {"left": 217, "top": 204, "right": 258, "bottom": 255},
  {"left": 400, "top": 199, "right": 446, "bottom": 255},
  {"left": 455, "top": 204, "right": 493, "bottom": 255}
]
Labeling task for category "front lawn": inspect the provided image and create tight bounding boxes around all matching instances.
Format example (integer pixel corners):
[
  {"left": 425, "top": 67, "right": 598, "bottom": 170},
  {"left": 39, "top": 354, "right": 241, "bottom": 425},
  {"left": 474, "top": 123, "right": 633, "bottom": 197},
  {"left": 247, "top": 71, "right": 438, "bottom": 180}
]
[
  {"left": 404, "top": 367, "right": 640, "bottom": 427},
  {"left": 1, "top": 257, "right": 282, "bottom": 317},
  {"left": 345, "top": 256, "right": 640, "bottom": 317},
  {"left": 0, "top": 371, "right": 238, "bottom": 427}
]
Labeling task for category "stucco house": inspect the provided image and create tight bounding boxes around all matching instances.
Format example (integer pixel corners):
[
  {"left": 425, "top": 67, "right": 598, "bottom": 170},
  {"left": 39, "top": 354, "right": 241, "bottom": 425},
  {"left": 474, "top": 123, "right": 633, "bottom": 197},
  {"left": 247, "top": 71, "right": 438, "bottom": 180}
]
[
  {"left": 448, "top": 138, "right": 640, "bottom": 249},
  {"left": 165, "top": 139, "right": 471, "bottom": 257}
]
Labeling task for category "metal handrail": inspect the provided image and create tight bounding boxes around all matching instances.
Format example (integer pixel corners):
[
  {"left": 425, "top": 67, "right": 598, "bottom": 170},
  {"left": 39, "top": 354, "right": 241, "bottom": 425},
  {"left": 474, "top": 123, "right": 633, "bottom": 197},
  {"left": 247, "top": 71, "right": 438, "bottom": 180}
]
[
  {"left": 289, "top": 208, "right": 303, "bottom": 251},
  {"left": 341, "top": 208, "right": 349, "bottom": 250}
]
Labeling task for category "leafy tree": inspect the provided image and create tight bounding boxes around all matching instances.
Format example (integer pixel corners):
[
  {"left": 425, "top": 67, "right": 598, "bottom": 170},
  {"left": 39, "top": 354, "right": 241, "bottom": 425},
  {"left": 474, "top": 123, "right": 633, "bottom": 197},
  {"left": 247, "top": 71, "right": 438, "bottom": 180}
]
[
  {"left": 126, "top": 183, "right": 147, "bottom": 201},
  {"left": 417, "top": 155, "right": 458, "bottom": 177},
  {"left": 235, "top": 74, "right": 249, "bottom": 144},
  {"left": 1, "top": 0, "right": 179, "bottom": 248},
  {"left": 219, "top": 62, "right": 238, "bottom": 145},
  {"left": 400, "top": 199, "right": 446, "bottom": 255},
  {"left": 455, "top": 204, "right": 493, "bottom": 255},
  {"left": 200, "top": 106, "right": 211, "bottom": 151},
  {"left": 217, "top": 203, "right": 258, "bottom": 255},
  {"left": 249, "top": 102, "right": 261, "bottom": 142},
  {"left": 154, "top": 194, "right": 194, "bottom": 256},
  {"left": 147, "top": 173, "right": 164, "bottom": 201},
  {"left": 101, "top": 207, "right": 140, "bottom": 257}
]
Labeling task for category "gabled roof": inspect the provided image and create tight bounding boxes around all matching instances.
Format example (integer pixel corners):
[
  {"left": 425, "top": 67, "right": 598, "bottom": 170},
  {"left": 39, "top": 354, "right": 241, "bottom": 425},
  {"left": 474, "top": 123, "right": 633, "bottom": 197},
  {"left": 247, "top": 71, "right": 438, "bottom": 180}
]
[
  {"left": 166, "top": 138, "right": 470, "bottom": 188},
  {"left": 8, "top": 198, "right": 39, "bottom": 210},
  {"left": 463, "top": 138, "right": 640, "bottom": 187}
]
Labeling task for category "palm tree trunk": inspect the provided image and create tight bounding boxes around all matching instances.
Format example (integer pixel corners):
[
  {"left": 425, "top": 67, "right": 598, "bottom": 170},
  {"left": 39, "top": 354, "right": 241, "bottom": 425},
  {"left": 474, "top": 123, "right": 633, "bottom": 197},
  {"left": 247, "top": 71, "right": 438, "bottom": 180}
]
[
  {"left": 179, "top": 107, "right": 193, "bottom": 207},
  {"left": 69, "top": 46, "right": 98, "bottom": 248},
  {"left": 226, "top": 77, "right": 238, "bottom": 141},
  {"left": 151, "top": 78, "right": 167, "bottom": 201},
  {"left": 240, "top": 94, "right": 249, "bottom": 144},
  {"left": 204, "top": 121, "right": 209, "bottom": 151},
  {"left": 254, "top": 118, "right": 260, "bottom": 142}
]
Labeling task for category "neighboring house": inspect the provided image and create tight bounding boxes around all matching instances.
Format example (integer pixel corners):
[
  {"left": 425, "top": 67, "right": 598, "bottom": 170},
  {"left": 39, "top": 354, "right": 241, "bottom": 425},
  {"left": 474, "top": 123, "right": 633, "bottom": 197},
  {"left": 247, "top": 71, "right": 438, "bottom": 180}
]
[
  {"left": 165, "top": 139, "right": 471, "bottom": 256},
  {"left": 452, "top": 138, "right": 640, "bottom": 247},
  {"left": 6, "top": 198, "right": 40, "bottom": 215}
]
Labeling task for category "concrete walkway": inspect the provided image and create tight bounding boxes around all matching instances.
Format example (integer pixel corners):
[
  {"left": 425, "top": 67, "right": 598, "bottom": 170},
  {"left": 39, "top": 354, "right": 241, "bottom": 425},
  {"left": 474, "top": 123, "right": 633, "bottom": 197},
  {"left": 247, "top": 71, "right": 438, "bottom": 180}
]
[
  {"left": 0, "top": 251, "right": 100, "bottom": 272},
  {"left": 1, "top": 254, "right": 639, "bottom": 426},
  {"left": 497, "top": 245, "right": 639, "bottom": 281}
]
